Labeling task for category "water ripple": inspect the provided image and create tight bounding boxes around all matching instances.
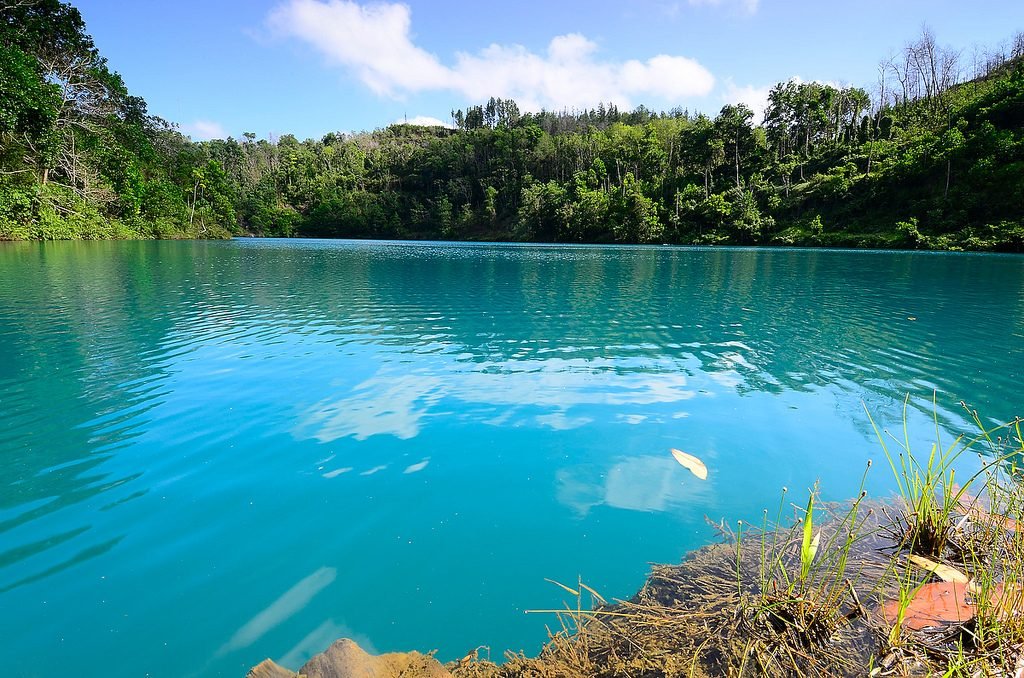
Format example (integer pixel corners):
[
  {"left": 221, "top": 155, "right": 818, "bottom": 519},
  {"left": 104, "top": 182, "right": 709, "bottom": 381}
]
[{"left": 0, "top": 240, "right": 1021, "bottom": 675}]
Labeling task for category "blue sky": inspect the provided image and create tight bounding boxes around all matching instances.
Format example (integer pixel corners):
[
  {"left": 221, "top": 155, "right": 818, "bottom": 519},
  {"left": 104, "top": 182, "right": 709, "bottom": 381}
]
[{"left": 74, "top": 0, "right": 1023, "bottom": 141}]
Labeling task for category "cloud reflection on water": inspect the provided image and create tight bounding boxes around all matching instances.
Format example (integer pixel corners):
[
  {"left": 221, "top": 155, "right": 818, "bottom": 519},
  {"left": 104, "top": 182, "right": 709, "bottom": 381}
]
[
  {"left": 403, "top": 459, "right": 430, "bottom": 474},
  {"left": 296, "top": 356, "right": 698, "bottom": 443},
  {"left": 301, "top": 374, "right": 446, "bottom": 441},
  {"left": 556, "top": 453, "right": 715, "bottom": 517}
]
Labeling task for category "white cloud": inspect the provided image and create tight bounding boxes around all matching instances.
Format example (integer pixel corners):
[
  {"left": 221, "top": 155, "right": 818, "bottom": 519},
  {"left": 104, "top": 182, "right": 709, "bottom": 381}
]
[
  {"left": 182, "top": 119, "right": 228, "bottom": 140},
  {"left": 721, "top": 79, "right": 771, "bottom": 124},
  {"left": 267, "top": 0, "right": 715, "bottom": 111},
  {"left": 394, "top": 115, "right": 452, "bottom": 128},
  {"left": 687, "top": 0, "right": 760, "bottom": 15},
  {"left": 267, "top": 0, "right": 450, "bottom": 95}
]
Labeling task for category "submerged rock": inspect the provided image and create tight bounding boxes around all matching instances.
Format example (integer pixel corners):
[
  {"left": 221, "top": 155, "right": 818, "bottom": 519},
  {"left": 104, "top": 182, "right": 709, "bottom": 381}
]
[
  {"left": 247, "top": 638, "right": 452, "bottom": 678},
  {"left": 248, "top": 659, "right": 297, "bottom": 678}
]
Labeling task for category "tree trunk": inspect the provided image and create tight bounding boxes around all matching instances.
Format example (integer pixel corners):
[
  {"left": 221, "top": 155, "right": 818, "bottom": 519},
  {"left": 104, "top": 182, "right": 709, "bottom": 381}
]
[
  {"left": 189, "top": 179, "right": 199, "bottom": 228},
  {"left": 734, "top": 135, "right": 741, "bottom": 189}
]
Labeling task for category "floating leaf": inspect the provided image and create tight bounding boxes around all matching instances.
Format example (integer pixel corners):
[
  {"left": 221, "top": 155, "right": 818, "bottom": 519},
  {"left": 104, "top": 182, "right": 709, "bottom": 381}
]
[
  {"left": 882, "top": 581, "right": 974, "bottom": 630},
  {"left": 907, "top": 554, "right": 971, "bottom": 587},
  {"left": 670, "top": 449, "right": 708, "bottom": 480}
]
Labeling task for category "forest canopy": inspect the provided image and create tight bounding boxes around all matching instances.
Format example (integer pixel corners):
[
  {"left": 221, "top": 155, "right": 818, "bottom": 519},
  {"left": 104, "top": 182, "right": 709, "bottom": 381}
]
[{"left": 1, "top": 0, "right": 1022, "bottom": 250}]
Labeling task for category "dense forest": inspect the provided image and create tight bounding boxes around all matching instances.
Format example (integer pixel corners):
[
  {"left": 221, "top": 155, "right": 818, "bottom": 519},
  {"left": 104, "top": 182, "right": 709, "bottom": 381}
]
[
  {"left": 2, "top": 0, "right": 1023, "bottom": 249},
  {"left": 0, "top": 0, "right": 234, "bottom": 239}
]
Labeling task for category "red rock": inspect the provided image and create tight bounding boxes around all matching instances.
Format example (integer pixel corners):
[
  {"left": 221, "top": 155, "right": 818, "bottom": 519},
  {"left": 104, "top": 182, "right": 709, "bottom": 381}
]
[{"left": 882, "top": 581, "right": 975, "bottom": 630}]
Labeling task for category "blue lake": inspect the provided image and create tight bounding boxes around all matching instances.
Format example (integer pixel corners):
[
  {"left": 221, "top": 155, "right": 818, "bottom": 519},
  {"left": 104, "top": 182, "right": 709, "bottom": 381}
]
[{"left": 0, "top": 239, "right": 1021, "bottom": 676}]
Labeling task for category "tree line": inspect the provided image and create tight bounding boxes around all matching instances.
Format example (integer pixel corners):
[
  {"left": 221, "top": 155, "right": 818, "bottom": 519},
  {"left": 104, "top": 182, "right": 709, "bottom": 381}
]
[
  {"left": 2, "top": 0, "right": 1022, "bottom": 250},
  {"left": 0, "top": 0, "right": 234, "bottom": 239}
]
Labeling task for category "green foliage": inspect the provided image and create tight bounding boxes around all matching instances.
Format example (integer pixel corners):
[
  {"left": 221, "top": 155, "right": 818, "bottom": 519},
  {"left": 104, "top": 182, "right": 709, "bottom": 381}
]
[
  {"left": 0, "top": 5, "right": 1021, "bottom": 249},
  {"left": 0, "top": 0, "right": 235, "bottom": 241},
  {"left": 701, "top": 193, "right": 732, "bottom": 227},
  {"left": 0, "top": 43, "right": 59, "bottom": 161},
  {"left": 0, "top": 181, "right": 37, "bottom": 239},
  {"left": 518, "top": 180, "right": 570, "bottom": 241},
  {"left": 565, "top": 178, "right": 611, "bottom": 242},
  {"left": 727, "top": 189, "right": 768, "bottom": 243},
  {"left": 799, "top": 491, "right": 818, "bottom": 582},
  {"left": 895, "top": 217, "right": 925, "bottom": 248},
  {"left": 809, "top": 215, "right": 825, "bottom": 236},
  {"left": 196, "top": 50, "right": 1022, "bottom": 249},
  {"left": 612, "top": 172, "right": 663, "bottom": 243}
]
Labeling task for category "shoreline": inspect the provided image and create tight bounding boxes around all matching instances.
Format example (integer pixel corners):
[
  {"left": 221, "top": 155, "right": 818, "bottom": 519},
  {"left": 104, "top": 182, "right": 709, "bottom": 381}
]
[
  {"left": 247, "top": 413, "right": 1024, "bottom": 677},
  {"left": 4, "top": 233, "right": 1024, "bottom": 254}
]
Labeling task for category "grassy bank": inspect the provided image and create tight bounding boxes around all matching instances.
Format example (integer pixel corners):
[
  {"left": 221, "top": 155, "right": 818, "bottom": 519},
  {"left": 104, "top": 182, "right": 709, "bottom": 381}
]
[
  {"left": 445, "top": 402, "right": 1024, "bottom": 677},
  {"left": 0, "top": 183, "right": 233, "bottom": 241}
]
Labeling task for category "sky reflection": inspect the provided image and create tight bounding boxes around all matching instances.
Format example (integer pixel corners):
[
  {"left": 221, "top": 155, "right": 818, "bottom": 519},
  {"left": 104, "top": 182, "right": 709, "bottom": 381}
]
[{"left": 1, "top": 240, "right": 1020, "bottom": 676}]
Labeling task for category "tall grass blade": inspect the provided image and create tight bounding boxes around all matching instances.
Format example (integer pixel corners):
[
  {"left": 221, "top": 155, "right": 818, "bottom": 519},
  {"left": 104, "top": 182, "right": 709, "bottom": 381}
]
[
  {"left": 544, "top": 578, "right": 580, "bottom": 597},
  {"left": 800, "top": 491, "right": 816, "bottom": 581}
]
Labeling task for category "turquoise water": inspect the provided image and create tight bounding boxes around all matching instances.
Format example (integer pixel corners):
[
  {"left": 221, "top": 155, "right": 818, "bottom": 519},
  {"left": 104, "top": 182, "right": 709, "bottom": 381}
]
[{"left": 1, "top": 239, "right": 1021, "bottom": 677}]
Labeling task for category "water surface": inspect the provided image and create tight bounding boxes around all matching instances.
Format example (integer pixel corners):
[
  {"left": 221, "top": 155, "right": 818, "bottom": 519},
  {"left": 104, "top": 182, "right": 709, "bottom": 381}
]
[{"left": 1, "top": 240, "right": 1021, "bottom": 676}]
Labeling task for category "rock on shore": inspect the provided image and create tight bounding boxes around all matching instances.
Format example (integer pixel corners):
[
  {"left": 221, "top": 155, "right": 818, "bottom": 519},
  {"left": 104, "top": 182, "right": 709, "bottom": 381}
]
[{"left": 248, "top": 638, "right": 451, "bottom": 678}]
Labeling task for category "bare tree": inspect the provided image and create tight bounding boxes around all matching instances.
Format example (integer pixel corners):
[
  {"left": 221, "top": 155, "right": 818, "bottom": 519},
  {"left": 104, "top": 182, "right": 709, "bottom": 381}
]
[{"left": 886, "top": 27, "right": 961, "bottom": 114}]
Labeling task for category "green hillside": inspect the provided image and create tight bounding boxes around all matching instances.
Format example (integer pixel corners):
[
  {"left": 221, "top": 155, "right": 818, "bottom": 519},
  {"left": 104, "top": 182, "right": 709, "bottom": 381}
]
[{"left": 2, "top": 1, "right": 1022, "bottom": 250}]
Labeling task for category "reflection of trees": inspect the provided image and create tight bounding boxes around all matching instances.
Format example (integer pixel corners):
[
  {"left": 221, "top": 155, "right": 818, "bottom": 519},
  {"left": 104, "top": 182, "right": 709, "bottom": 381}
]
[
  {"left": 174, "top": 242, "right": 1021, "bottom": 438},
  {"left": 283, "top": 243, "right": 1019, "bottom": 430},
  {"left": 178, "top": 242, "right": 1022, "bottom": 448},
  {"left": 0, "top": 241, "right": 223, "bottom": 586}
]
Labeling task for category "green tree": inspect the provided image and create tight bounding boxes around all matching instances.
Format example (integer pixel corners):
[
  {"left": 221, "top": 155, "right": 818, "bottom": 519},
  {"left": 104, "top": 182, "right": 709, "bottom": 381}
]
[
  {"left": 612, "top": 172, "right": 662, "bottom": 243},
  {"left": 715, "top": 104, "right": 755, "bottom": 189}
]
